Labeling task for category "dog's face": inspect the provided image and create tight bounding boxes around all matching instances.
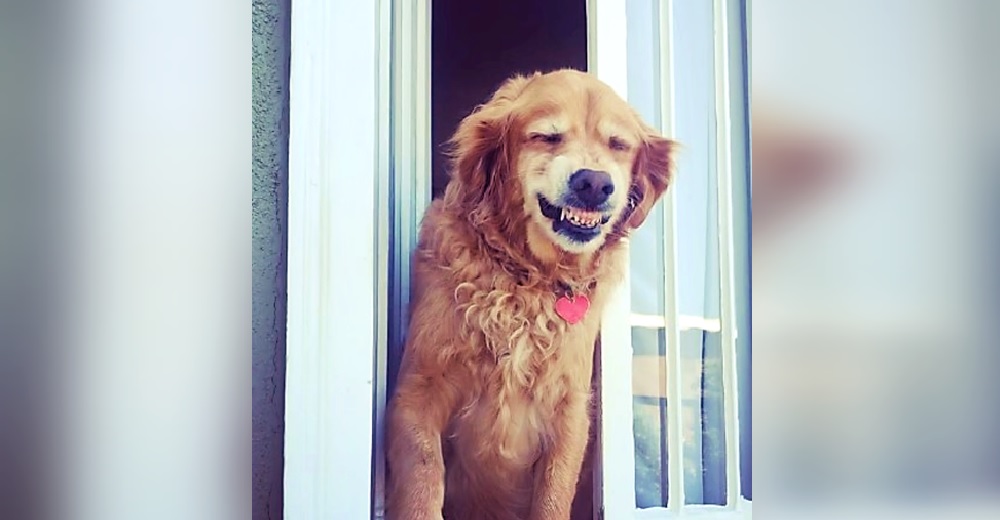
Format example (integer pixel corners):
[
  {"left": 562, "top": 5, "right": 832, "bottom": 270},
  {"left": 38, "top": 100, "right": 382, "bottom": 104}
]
[{"left": 447, "top": 70, "right": 675, "bottom": 255}]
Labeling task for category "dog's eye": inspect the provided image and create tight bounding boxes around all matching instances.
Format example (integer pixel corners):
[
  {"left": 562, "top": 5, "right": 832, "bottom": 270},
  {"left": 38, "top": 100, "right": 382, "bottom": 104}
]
[
  {"left": 532, "top": 133, "right": 563, "bottom": 145},
  {"left": 609, "top": 136, "right": 630, "bottom": 151}
]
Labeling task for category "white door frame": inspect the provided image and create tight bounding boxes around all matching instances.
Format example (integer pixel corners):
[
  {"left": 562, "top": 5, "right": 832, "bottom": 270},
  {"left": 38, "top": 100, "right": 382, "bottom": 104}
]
[{"left": 283, "top": 0, "right": 390, "bottom": 518}]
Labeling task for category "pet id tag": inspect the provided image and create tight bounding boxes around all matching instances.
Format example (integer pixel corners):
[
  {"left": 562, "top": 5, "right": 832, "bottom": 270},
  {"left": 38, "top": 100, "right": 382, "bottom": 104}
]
[{"left": 555, "top": 294, "right": 591, "bottom": 325}]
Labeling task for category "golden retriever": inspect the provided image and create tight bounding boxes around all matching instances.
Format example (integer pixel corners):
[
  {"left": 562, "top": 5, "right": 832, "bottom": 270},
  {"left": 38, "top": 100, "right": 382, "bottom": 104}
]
[{"left": 386, "top": 69, "right": 675, "bottom": 520}]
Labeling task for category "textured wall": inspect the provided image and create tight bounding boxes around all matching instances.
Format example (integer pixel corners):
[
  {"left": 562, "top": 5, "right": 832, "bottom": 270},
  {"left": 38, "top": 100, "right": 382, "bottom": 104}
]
[{"left": 252, "top": 0, "right": 290, "bottom": 518}]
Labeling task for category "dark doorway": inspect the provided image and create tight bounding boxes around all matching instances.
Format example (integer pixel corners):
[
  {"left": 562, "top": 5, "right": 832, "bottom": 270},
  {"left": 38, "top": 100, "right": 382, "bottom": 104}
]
[{"left": 431, "top": 0, "right": 588, "bottom": 197}]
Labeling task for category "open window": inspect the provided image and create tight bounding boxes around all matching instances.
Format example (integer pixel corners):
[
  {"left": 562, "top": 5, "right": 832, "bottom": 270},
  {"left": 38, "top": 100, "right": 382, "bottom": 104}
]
[
  {"left": 283, "top": 0, "right": 750, "bottom": 518},
  {"left": 598, "top": 0, "right": 752, "bottom": 517}
]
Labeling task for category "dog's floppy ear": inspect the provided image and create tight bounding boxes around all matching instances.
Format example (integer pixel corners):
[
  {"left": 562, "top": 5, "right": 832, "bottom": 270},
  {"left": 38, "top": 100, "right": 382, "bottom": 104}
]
[
  {"left": 623, "top": 128, "right": 677, "bottom": 230},
  {"left": 445, "top": 73, "right": 538, "bottom": 214}
]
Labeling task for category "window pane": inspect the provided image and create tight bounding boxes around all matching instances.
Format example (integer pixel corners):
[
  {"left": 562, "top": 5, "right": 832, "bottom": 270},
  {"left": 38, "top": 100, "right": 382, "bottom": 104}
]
[
  {"left": 626, "top": 0, "right": 732, "bottom": 508},
  {"left": 629, "top": 328, "right": 731, "bottom": 507}
]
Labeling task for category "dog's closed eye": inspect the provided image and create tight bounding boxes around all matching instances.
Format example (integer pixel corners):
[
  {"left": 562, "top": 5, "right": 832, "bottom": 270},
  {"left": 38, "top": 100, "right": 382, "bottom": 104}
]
[
  {"left": 608, "top": 136, "right": 630, "bottom": 152},
  {"left": 530, "top": 132, "right": 564, "bottom": 145}
]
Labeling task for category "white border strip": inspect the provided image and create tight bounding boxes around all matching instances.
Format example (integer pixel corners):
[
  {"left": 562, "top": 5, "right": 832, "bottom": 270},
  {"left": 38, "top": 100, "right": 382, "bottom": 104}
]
[
  {"left": 284, "top": 1, "right": 380, "bottom": 518},
  {"left": 657, "top": 0, "right": 686, "bottom": 512},
  {"left": 588, "top": 1, "right": 636, "bottom": 517},
  {"left": 712, "top": 0, "right": 742, "bottom": 507}
]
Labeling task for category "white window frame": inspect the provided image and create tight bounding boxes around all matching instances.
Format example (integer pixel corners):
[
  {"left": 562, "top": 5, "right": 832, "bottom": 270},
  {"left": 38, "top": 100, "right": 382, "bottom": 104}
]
[
  {"left": 373, "top": 0, "right": 433, "bottom": 518},
  {"left": 283, "top": 0, "right": 749, "bottom": 518},
  {"left": 283, "top": 0, "right": 390, "bottom": 518}
]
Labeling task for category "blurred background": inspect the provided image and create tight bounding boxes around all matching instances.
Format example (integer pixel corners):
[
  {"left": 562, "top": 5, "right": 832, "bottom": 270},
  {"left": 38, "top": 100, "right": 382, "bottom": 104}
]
[{"left": 753, "top": 0, "right": 1000, "bottom": 517}]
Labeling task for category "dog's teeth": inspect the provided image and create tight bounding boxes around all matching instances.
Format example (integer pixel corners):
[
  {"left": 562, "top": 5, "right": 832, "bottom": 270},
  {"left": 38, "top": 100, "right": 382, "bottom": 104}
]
[{"left": 560, "top": 207, "right": 606, "bottom": 228}]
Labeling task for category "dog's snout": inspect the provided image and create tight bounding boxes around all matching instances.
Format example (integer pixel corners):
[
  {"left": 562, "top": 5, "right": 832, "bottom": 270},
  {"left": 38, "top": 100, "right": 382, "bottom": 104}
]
[{"left": 568, "top": 169, "right": 614, "bottom": 206}]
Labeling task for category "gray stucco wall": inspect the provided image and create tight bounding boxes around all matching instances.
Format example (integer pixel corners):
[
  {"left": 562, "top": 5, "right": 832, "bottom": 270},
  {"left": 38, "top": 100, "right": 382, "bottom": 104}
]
[{"left": 252, "top": 0, "right": 290, "bottom": 518}]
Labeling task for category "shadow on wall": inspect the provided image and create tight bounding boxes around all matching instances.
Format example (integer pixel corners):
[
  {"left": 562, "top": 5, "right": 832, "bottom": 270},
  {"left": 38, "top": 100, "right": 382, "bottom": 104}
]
[{"left": 431, "top": 0, "right": 588, "bottom": 197}]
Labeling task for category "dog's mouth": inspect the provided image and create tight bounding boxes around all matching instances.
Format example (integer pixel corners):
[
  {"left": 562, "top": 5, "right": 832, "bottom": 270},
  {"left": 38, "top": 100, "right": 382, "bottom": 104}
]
[{"left": 537, "top": 194, "right": 612, "bottom": 242}]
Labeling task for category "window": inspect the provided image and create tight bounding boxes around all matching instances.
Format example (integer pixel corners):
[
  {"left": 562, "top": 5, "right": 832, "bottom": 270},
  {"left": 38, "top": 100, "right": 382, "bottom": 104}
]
[
  {"left": 283, "top": 0, "right": 750, "bottom": 518},
  {"left": 594, "top": 0, "right": 751, "bottom": 517},
  {"left": 589, "top": 1, "right": 750, "bottom": 518}
]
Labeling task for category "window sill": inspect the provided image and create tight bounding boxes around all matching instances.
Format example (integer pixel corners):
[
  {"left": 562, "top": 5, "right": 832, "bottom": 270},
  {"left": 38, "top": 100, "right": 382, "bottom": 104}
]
[
  {"left": 630, "top": 313, "right": 722, "bottom": 332},
  {"left": 632, "top": 500, "right": 752, "bottom": 519}
]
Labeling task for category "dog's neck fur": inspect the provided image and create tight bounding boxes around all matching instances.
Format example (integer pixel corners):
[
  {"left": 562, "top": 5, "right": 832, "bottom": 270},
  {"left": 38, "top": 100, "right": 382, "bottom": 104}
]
[
  {"left": 465, "top": 206, "right": 617, "bottom": 297},
  {"left": 524, "top": 224, "right": 585, "bottom": 269},
  {"left": 439, "top": 177, "right": 625, "bottom": 296}
]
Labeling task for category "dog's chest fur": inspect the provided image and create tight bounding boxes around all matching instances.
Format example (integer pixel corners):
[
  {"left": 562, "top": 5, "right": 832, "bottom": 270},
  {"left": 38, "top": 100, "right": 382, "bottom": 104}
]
[{"left": 447, "top": 282, "right": 603, "bottom": 468}]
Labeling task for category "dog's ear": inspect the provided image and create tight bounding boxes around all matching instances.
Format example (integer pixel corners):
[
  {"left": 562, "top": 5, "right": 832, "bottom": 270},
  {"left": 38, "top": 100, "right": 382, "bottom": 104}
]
[
  {"left": 623, "top": 128, "right": 677, "bottom": 230},
  {"left": 445, "top": 73, "right": 538, "bottom": 214}
]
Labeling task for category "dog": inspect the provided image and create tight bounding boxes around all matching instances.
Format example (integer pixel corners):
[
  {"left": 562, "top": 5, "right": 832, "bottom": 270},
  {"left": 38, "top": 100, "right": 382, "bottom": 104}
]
[{"left": 386, "top": 69, "right": 676, "bottom": 520}]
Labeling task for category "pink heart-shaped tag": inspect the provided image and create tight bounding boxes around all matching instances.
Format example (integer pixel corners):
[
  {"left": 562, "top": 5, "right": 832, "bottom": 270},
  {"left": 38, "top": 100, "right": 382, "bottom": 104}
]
[{"left": 555, "top": 294, "right": 591, "bottom": 324}]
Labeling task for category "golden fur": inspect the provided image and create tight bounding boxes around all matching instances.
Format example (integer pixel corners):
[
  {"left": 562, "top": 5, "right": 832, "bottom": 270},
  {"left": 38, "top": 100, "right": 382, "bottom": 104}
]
[{"left": 386, "top": 69, "right": 675, "bottom": 520}]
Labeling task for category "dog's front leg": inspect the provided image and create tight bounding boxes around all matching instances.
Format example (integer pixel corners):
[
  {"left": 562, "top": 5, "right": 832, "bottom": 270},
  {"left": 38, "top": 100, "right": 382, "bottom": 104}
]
[
  {"left": 530, "top": 395, "right": 590, "bottom": 520},
  {"left": 385, "top": 374, "right": 456, "bottom": 520}
]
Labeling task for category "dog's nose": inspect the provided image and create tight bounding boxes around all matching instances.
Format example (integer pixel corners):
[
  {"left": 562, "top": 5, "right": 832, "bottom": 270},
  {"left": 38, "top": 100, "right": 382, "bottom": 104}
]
[{"left": 568, "top": 169, "right": 614, "bottom": 206}]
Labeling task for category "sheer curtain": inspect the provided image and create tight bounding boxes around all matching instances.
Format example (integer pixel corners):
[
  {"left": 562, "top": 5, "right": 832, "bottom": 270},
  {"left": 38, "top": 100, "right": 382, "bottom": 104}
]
[{"left": 625, "top": 0, "right": 748, "bottom": 507}]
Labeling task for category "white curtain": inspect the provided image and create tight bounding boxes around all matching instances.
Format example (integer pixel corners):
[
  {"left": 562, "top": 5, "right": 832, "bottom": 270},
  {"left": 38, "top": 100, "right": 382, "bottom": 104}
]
[{"left": 625, "top": 0, "right": 747, "bottom": 507}]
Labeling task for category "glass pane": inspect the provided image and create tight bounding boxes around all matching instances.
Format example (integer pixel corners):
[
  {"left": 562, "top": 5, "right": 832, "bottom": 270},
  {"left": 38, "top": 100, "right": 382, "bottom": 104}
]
[
  {"left": 630, "top": 329, "right": 730, "bottom": 507},
  {"left": 631, "top": 329, "right": 727, "bottom": 506},
  {"left": 626, "top": 0, "right": 729, "bottom": 507},
  {"left": 631, "top": 327, "right": 666, "bottom": 507}
]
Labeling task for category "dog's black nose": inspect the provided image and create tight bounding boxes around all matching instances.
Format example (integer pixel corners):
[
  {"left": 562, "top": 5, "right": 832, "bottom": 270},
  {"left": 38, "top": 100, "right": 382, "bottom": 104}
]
[{"left": 568, "top": 169, "right": 614, "bottom": 206}]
